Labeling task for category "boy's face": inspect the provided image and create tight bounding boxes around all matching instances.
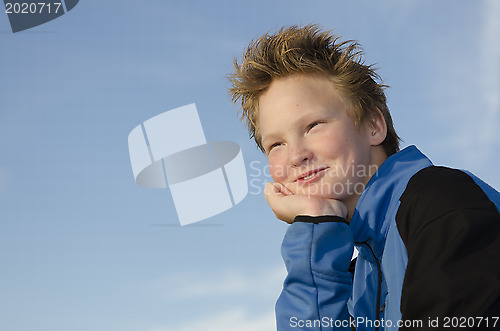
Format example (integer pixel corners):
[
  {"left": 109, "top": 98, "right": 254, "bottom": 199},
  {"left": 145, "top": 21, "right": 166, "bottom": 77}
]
[{"left": 258, "top": 74, "right": 379, "bottom": 207}]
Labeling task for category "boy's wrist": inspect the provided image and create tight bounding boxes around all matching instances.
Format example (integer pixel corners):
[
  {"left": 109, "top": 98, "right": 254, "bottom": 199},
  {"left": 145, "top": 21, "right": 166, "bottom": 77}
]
[
  {"left": 302, "top": 198, "right": 348, "bottom": 219},
  {"left": 294, "top": 215, "right": 349, "bottom": 224}
]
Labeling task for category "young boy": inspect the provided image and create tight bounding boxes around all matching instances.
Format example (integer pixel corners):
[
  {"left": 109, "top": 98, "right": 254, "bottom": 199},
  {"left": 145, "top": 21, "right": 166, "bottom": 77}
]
[{"left": 229, "top": 25, "right": 500, "bottom": 330}]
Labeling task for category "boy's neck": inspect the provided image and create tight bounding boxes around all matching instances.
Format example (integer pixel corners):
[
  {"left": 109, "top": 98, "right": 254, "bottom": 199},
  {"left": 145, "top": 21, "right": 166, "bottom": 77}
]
[{"left": 345, "top": 148, "right": 388, "bottom": 221}]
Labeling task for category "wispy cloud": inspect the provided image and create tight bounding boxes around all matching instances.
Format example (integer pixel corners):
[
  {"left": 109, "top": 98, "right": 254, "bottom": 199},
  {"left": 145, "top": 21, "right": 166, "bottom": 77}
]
[
  {"left": 146, "top": 266, "right": 286, "bottom": 301},
  {"left": 476, "top": 0, "right": 500, "bottom": 156},
  {"left": 0, "top": 167, "right": 7, "bottom": 195},
  {"left": 429, "top": 0, "right": 500, "bottom": 171},
  {"left": 143, "top": 267, "right": 284, "bottom": 331},
  {"left": 149, "top": 308, "right": 276, "bottom": 331}
]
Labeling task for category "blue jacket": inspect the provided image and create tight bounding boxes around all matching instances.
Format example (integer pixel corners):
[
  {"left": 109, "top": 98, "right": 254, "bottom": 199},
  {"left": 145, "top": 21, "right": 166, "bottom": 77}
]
[{"left": 276, "top": 146, "right": 500, "bottom": 330}]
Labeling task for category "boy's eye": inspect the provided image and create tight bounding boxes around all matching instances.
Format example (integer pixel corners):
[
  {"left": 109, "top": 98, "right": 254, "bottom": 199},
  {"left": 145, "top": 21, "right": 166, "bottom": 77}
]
[
  {"left": 270, "top": 142, "right": 282, "bottom": 150},
  {"left": 307, "top": 121, "right": 323, "bottom": 132},
  {"left": 267, "top": 142, "right": 283, "bottom": 153}
]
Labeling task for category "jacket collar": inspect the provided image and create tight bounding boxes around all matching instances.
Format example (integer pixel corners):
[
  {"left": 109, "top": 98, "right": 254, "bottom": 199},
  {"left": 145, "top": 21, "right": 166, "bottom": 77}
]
[{"left": 349, "top": 145, "right": 432, "bottom": 258}]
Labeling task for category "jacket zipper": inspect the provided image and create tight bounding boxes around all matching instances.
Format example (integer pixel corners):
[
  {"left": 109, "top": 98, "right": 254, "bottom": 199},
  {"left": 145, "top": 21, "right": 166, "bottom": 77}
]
[{"left": 360, "top": 242, "right": 383, "bottom": 331}]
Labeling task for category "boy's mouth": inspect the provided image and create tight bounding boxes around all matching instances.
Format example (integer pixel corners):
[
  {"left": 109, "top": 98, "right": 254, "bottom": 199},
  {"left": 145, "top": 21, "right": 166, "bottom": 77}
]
[{"left": 295, "top": 167, "right": 329, "bottom": 183}]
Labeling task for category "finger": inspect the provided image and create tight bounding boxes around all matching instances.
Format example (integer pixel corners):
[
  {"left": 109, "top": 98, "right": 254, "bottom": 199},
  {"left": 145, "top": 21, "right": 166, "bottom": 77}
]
[
  {"left": 265, "top": 182, "right": 289, "bottom": 195},
  {"left": 281, "top": 184, "right": 294, "bottom": 196},
  {"left": 264, "top": 182, "right": 279, "bottom": 196}
]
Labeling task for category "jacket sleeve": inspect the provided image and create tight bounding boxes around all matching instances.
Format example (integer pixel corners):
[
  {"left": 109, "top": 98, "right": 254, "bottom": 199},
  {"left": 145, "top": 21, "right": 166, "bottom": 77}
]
[
  {"left": 276, "top": 215, "right": 354, "bottom": 330},
  {"left": 396, "top": 166, "right": 500, "bottom": 329}
]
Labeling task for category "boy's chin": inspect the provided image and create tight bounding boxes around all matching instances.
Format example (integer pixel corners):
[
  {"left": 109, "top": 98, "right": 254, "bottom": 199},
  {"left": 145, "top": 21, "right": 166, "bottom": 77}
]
[
  {"left": 293, "top": 188, "right": 352, "bottom": 202},
  {"left": 295, "top": 190, "right": 340, "bottom": 200},
  {"left": 286, "top": 184, "right": 350, "bottom": 201}
]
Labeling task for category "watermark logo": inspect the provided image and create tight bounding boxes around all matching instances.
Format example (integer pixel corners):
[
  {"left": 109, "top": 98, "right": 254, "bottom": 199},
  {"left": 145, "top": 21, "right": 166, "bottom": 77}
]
[
  {"left": 4, "top": 0, "right": 79, "bottom": 33},
  {"left": 247, "top": 161, "right": 379, "bottom": 197},
  {"left": 128, "top": 104, "right": 248, "bottom": 226}
]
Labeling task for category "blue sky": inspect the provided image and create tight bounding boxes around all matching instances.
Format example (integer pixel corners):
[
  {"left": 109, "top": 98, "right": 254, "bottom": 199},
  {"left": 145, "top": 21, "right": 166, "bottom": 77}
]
[{"left": 1, "top": 1, "right": 499, "bottom": 330}]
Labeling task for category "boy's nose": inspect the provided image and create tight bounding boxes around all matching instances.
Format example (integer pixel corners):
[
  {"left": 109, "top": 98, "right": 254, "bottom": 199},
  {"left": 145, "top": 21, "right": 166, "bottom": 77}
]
[{"left": 289, "top": 144, "right": 313, "bottom": 166}]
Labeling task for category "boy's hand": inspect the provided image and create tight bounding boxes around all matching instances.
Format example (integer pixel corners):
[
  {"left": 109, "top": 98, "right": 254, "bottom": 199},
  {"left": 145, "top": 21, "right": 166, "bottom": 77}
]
[{"left": 264, "top": 182, "right": 348, "bottom": 224}]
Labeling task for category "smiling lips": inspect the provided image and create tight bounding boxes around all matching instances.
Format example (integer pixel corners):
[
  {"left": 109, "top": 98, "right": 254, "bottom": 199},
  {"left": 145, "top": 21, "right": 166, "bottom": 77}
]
[{"left": 295, "top": 167, "right": 329, "bottom": 183}]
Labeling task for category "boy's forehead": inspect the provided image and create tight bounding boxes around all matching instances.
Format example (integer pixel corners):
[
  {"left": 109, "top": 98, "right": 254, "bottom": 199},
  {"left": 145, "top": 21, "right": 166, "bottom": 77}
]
[
  {"left": 258, "top": 75, "right": 349, "bottom": 122},
  {"left": 259, "top": 74, "right": 348, "bottom": 110}
]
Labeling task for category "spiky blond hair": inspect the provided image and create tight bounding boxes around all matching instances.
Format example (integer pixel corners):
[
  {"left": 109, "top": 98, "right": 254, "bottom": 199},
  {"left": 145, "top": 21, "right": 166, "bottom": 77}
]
[{"left": 228, "top": 24, "right": 400, "bottom": 156}]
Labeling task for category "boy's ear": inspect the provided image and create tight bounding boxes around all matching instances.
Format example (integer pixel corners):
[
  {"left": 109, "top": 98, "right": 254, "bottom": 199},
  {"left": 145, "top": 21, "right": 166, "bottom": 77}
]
[{"left": 367, "top": 108, "right": 387, "bottom": 147}]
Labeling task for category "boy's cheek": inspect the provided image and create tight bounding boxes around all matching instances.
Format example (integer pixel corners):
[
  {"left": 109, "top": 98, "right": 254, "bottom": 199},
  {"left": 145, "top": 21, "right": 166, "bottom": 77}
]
[{"left": 269, "top": 164, "right": 288, "bottom": 182}]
